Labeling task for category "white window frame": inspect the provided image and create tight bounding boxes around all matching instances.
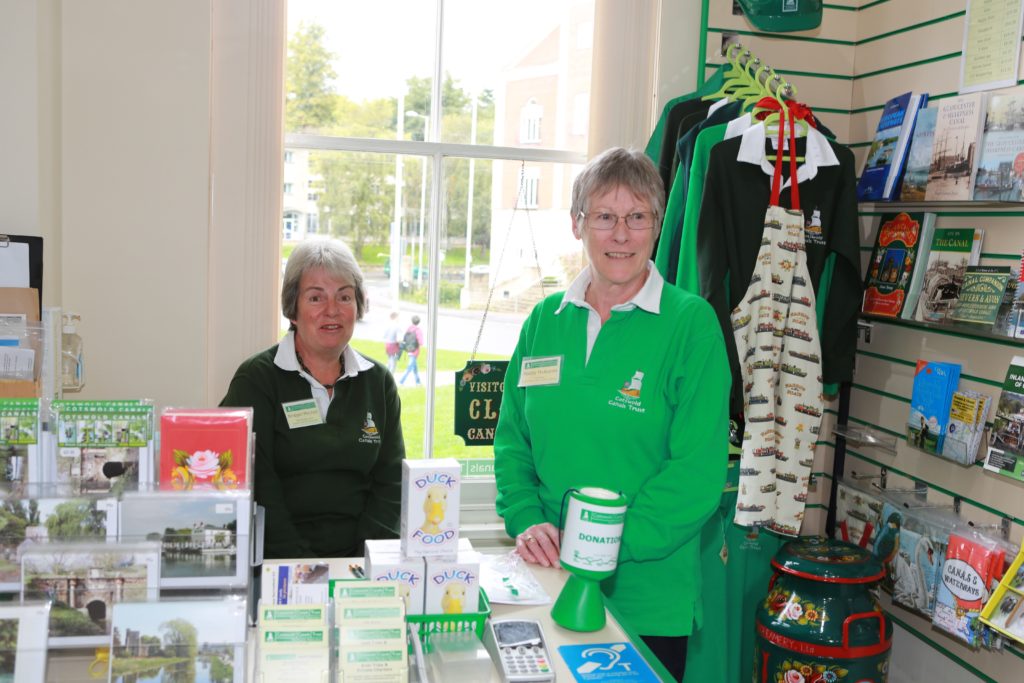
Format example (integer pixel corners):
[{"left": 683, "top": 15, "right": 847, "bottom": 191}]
[
  {"left": 519, "top": 99, "right": 543, "bottom": 144},
  {"left": 522, "top": 167, "right": 540, "bottom": 208}
]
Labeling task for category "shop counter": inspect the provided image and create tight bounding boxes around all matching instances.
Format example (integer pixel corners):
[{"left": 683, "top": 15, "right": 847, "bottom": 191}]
[{"left": 257, "top": 553, "right": 674, "bottom": 682}]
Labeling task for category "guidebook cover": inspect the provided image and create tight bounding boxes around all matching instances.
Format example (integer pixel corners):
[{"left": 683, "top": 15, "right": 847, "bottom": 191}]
[
  {"left": 900, "top": 107, "right": 938, "bottom": 202},
  {"left": 159, "top": 408, "right": 252, "bottom": 491},
  {"left": 857, "top": 92, "right": 925, "bottom": 201},
  {"left": 925, "top": 93, "right": 986, "bottom": 202},
  {"left": 914, "top": 228, "right": 984, "bottom": 323},
  {"left": 907, "top": 360, "right": 961, "bottom": 455},
  {"left": 862, "top": 212, "right": 932, "bottom": 317},
  {"left": 974, "top": 86, "right": 1024, "bottom": 201},
  {"left": 985, "top": 355, "right": 1024, "bottom": 482},
  {"left": 951, "top": 265, "right": 1013, "bottom": 326},
  {"left": 942, "top": 389, "right": 992, "bottom": 467},
  {"left": 932, "top": 533, "right": 1005, "bottom": 647}
]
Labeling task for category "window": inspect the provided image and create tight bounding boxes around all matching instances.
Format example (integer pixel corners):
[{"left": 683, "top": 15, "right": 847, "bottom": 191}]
[
  {"left": 306, "top": 213, "right": 319, "bottom": 233},
  {"left": 283, "top": 211, "right": 299, "bottom": 240},
  {"left": 522, "top": 167, "right": 540, "bottom": 208},
  {"left": 283, "top": 0, "right": 593, "bottom": 466},
  {"left": 283, "top": 182, "right": 293, "bottom": 194},
  {"left": 307, "top": 192, "right": 319, "bottom": 201},
  {"left": 284, "top": 150, "right": 294, "bottom": 163},
  {"left": 519, "top": 99, "right": 543, "bottom": 144}
]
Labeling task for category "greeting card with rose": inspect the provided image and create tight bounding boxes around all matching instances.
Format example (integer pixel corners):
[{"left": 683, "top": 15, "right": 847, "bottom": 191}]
[{"left": 159, "top": 408, "right": 253, "bottom": 491}]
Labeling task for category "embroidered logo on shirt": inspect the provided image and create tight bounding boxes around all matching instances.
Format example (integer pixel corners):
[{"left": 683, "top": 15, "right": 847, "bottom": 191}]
[
  {"left": 359, "top": 412, "right": 381, "bottom": 444},
  {"left": 608, "top": 371, "right": 646, "bottom": 414},
  {"left": 804, "top": 207, "right": 826, "bottom": 246}
]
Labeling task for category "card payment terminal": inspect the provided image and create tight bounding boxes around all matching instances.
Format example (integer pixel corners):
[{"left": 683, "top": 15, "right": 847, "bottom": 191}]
[{"left": 482, "top": 618, "right": 556, "bottom": 682}]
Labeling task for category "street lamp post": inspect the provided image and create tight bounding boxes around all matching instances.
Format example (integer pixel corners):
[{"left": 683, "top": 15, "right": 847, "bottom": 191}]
[
  {"left": 406, "top": 110, "right": 429, "bottom": 289},
  {"left": 391, "top": 93, "right": 405, "bottom": 305},
  {"left": 463, "top": 93, "right": 478, "bottom": 307}
]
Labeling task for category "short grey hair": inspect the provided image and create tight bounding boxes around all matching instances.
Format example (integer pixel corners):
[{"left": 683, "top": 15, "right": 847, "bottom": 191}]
[
  {"left": 570, "top": 147, "right": 665, "bottom": 234},
  {"left": 281, "top": 238, "right": 368, "bottom": 325}
]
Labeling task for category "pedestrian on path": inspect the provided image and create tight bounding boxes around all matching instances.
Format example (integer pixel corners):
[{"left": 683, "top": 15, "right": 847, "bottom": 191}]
[{"left": 399, "top": 315, "right": 424, "bottom": 386}]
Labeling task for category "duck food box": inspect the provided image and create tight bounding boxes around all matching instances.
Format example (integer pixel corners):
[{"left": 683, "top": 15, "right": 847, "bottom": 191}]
[{"left": 400, "top": 458, "right": 461, "bottom": 557}]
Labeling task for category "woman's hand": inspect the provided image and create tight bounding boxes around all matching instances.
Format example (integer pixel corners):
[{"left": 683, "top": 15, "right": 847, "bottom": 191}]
[{"left": 515, "top": 522, "right": 561, "bottom": 568}]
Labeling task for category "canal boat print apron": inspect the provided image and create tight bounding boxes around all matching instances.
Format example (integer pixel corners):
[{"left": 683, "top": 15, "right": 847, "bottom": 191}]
[{"left": 731, "top": 113, "right": 824, "bottom": 536}]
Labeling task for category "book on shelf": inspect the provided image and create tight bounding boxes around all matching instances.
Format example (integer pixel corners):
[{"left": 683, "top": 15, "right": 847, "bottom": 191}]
[
  {"left": 913, "top": 227, "right": 984, "bottom": 323},
  {"left": 924, "top": 92, "right": 987, "bottom": 202},
  {"left": 984, "top": 355, "right": 1024, "bottom": 483},
  {"left": 992, "top": 267, "right": 1023, "bottom": 337},
  {"left": 907, "top": 359, "right": 961, "bottom": 455},
  {"left": 158, "top": 407, "right": 252, "bottom": 490},
  {"left": 900, "top": 107, "right": 938, "bottom": 202},
  {"left": 974, "top": 86, "right": 1024, "bottom": 202},
  {"left": 950, "top": 265, "right": 1013, "bottom": 326},
  {"left": 862, "top": 212, "right": 935, "bottom": 318},
  {"left": 857, "top": 91, "right": 928, "bottom": 201},
  {"left": 942, "top": 388, "right": 991, "bottom": 466}
]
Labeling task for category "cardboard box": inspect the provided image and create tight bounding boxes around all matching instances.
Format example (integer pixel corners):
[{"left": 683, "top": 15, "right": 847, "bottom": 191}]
[
  {"left": 400, "top": 458, "right": 460, "bottom": 558},
  {"left": 365, "top": 542, "right": 426, "bottom": 615},
  {"left": 424, "top": 551, "right": 481, "bottom": 615}
]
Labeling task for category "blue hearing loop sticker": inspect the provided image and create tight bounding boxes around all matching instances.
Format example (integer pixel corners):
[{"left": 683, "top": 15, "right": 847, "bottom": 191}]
[{"left": 558, "top": 642, "right": 661, "bottom": 682}]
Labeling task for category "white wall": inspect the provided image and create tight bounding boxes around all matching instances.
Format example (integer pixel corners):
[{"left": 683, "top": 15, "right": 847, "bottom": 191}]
[
  {"left": 0, "top": 0, "right": 282, "bottom": 410},
  {"left": 60, "top": 0, "right": 212, "bottom": 407}
]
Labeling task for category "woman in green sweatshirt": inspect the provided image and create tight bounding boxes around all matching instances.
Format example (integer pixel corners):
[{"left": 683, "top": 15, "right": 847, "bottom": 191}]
[{"left": 495, "top": 147, "right": 730, "bottom": 682}]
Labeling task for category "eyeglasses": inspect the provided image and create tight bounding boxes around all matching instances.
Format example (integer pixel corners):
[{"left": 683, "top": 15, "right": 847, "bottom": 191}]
[{"left": 578, "top": 211, "right": 657, "bottom": 231}]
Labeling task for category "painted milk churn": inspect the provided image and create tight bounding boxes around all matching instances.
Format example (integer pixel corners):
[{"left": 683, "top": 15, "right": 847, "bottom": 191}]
[{"left": 754, "top": 536, "right": 892, "bottom": 683}]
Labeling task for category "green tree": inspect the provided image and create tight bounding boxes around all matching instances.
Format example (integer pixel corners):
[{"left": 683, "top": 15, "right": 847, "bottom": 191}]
[
  {"left": 285, "top": 22, "right": 337, "bottom": 132},
  {"left": 161, "top": 618, "right": 198, "bottom": 660},
  {"left": 45, "top": 501, "right": 105, "bottom": 540}
]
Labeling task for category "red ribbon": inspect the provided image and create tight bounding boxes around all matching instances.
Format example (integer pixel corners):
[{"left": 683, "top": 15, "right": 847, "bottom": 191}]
[{"left": 752, "top": 97, "right": 816, "bottom": 211}]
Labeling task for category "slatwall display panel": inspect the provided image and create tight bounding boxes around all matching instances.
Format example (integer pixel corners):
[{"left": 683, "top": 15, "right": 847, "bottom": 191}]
[
  {"left": 700, "top": 31, "right": 856, "bottom": 86},
  {"left": 844, "top": 0, "right": 1024, "bottom": 666},
  {"left": 854, "top": 0, "right": 966, "bottom": 45},
  {"left": 704, "top": 0, "right": 856, "bottom": 144},
  {"left": 708, "top": 0, "right": 859, "bottom": 44},
  {"left": 854, "top": 17, "right": 965, "bottom": 78}
]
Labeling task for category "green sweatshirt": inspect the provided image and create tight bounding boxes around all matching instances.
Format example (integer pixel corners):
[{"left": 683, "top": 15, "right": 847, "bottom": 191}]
[
  {"left": 221, "top": 344, "right": 404, "bottom": 559},
  {"left": 494, "top": 288, "right": 730, "bottom": 636}
]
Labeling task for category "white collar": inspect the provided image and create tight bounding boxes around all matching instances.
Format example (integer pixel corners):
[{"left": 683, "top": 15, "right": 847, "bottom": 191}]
[
  {"left": 736, "top": 121, "right": 840, "bottom": 190},
  {"left": 707, "top": 97, "right": 731, "bottom": 118},
  {"left": 274, "top": 330, "right": 373, "bottom": 378},
  {"left": 725, "top": 112, "right": 752, "bottom": 140},
  {"left": 555, "top": 261, "right": 663, "bottom": 315}
]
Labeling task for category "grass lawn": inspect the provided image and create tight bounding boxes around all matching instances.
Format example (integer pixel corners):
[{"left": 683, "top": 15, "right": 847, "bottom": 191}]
[{"left": 351, "top": 339, "right": 506, "bottom": 460}]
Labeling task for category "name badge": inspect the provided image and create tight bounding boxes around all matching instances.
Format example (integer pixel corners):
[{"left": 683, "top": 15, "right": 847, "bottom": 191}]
[
  {"left": 282, "top": 399, "right": 323, "bottom": 429},
  {"left": 518, "top": 355, "right": 562, "bottom": 387}
]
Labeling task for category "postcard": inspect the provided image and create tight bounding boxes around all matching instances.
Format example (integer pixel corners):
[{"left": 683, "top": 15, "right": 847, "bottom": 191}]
[
  {"left": 109, "top": 598, "right": 247, "bottom": 683},
  {"left": 0, "top": 496, "right": 118, "bottom": 593},
  {"left": 119, "top": 491, "right": 251, "bottom": 589},
  {"left": 0, "top": 603, "right": 50, "bottom": 682},
  {"left": 20, "top": 542, "right": 159, "bottom": 648}
]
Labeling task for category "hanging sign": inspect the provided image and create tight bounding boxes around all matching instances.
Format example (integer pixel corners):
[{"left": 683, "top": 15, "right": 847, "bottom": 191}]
[{"left": 453, "top": 361, "right": 508, "bottom": 446}]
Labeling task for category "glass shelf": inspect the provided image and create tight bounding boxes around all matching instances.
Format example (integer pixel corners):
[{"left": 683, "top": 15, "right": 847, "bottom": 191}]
[
  {"left": 833, "top": 423, "right": 899, "bottom": 456},
  {"left": 860, "top": 313, "right": 1024, "bottom": 347},
  {"left": 858, "top": 200, "right": 1024, "bottom": 210}
]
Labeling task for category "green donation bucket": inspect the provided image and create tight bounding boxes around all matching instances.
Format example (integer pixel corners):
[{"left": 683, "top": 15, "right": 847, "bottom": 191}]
[{"left": 754, "top": 536, "right": 892, "bottom": 683}]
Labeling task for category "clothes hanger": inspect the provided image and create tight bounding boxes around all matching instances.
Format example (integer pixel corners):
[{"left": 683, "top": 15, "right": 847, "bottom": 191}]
[
  {"left": 701, "top": 45, "right": 751, "bottom": 102},
  {"left": 761, "top": 76, "right": 809, "bottom": 163},
  {"left": 738, "top": 63, "right": 774, "bottom": 111}
]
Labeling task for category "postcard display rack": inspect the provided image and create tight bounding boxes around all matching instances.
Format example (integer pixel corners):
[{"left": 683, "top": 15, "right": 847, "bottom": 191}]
[
  {"left": 696, "top": 0, "right": 1024, "bottom": 680},
  {"left": 0, "top": 399, "right": 258, "bottom": 682}
]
